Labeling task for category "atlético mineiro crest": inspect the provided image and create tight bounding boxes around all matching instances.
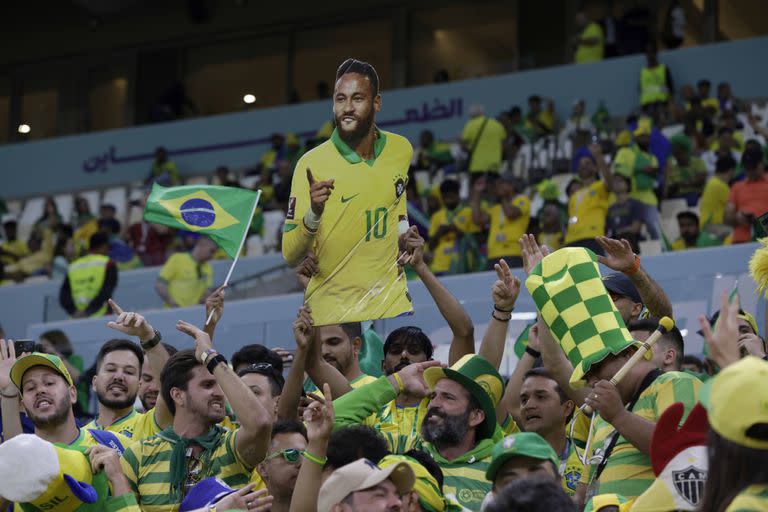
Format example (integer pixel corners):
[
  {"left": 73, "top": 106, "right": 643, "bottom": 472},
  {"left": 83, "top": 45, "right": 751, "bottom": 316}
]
[{"left": 672, "top": 466, "right": 706, "bottom": 506}]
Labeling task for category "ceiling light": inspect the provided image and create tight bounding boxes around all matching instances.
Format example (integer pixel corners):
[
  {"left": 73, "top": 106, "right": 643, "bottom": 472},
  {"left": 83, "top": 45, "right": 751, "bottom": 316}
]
[
  {"left": 243, "top": 94, "right": 256, "bottom": 104},
  {"left": 18, "top": 124, "right": 31, "bottom": 134}
]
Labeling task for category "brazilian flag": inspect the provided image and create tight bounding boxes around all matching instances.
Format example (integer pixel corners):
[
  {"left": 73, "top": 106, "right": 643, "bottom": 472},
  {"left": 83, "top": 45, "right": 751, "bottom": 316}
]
[{"left": 144, "top": 184, "right": 259, "bottom": 258}]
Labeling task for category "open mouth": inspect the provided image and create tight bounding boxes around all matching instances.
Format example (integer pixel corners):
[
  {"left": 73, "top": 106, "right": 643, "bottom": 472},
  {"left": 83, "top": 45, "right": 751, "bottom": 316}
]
[
  {"left": 108, "top": 383, "right": 128, "bottom": 394},
  {"left": 34, "top": 397, "right": 54, "bottom": 409}
]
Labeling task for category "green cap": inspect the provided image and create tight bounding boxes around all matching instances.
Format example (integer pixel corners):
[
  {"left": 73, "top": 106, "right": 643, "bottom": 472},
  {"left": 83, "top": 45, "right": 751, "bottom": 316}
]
[
  {"left": 669, "top": 134, "right": 692, "bottom": 153},
  {"left": 485, "top": 432, "right": 559, "bottom": 482},
  {"left": 584, "top": 493, "right": 629, "bottom": 512},
  {"left": 423, "top": 354, "right": 503, "bottom": 440},
  {"left": 11, "top": 352, "right": 74, "bottom": 391}
]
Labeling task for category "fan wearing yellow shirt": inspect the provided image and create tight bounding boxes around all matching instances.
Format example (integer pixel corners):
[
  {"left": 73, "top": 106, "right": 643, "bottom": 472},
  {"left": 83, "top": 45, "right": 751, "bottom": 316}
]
[
  {"left": 83, "top": 302, "right": 174, "bottom": 441},
  {"left": 471, "top": 173, "right": 530, "bottom": 269},
  {"left": 0, "top": 349, "right": 138, "bottom": 512},
  {"left": 428, "top": 179, "right": 481, "bottom": 275},
  {"left": 574, "top": 12, "right": 604, "bottom": 63},
  {"left": 0, "top": 219, "right": 29, "bottom": 265},
  {"left": 461, "top": 105, "right": 507, "bottom": 176},
  {"left": 282, "top": 58, "right": 413, "bottom": 325},
  {"left": 699, "top": 155, "right": 735, "bottom": 228},
  {"left": 564, "top": 144, "right": 615, "bottom": 254},
  {"left": 155, "top": 237, "right": 217, "bottom": 308}
]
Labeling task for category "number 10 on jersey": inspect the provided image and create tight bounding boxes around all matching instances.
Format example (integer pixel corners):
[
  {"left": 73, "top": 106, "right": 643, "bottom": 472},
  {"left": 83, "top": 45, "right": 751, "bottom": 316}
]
[{"left": 365, "top": 208, "right": 388, "bottom": 241}]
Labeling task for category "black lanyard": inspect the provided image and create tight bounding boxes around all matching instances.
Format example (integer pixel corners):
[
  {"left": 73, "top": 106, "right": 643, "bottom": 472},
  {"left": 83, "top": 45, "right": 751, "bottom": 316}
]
[{"left": 593, "top": 368, "right": 663, "bottom": 481}]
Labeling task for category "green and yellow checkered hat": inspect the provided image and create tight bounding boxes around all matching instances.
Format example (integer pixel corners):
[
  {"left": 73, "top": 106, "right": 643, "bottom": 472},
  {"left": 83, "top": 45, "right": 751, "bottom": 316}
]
[
  {"left": 11, "top": 352, "right": 74, "bottom": 392},
  {"left": 424, "top": 354, "right": 503, "bottom": 440},
  {"left": 524, "top": 248, "right": 644, "bottom": 386}
]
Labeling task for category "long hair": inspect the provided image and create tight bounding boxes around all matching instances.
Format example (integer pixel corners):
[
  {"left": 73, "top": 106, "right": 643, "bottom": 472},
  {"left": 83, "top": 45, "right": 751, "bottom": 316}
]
[{"left": 698, "top": 430, "right": 768, "bottom": 511}]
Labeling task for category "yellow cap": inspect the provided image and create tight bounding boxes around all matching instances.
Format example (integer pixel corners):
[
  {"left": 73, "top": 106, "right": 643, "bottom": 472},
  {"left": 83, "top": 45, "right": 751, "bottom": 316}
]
[
  {"left": 701, "top": 356, "right": 768, "bottom": 449},
  {"left": 633, "top": 117, "right": 652, "bottom": 136},
  {"left": 10, "top": 353, "right": 74, "bottom": 392}
]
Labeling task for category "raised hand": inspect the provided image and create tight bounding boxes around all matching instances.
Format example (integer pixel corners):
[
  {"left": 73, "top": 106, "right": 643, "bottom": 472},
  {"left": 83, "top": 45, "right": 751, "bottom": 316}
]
[
  {"left": 296, "top": 252, "right": 318, "bottom": 290},
  {"left": 395, "top": 360, "right": 444, "bottom": 398},
  {"left": 398, "top": 226, "right": 424, "bottom": 268},
  {"left": 698, "top": 292, "right": 741, "bottom": 368},
  {"left": 588, "top": 142, "right": 603, "bottom": 159},
  {"left": 293, "top": 306, "right": 314, "bottom": 352},
  {"left": 492, "top": 258, "right": 521, "bottom": 311},
  {"left": 584, "top": 380, "right": 625, "bottom": 424},
  {"left": 596, "top": 236, "right": 636, "bottom": 273},
  {"left": 307, "top": 168, "right": 334, "bottom": 216},
  {"left": 204, "top": 285, "right": 227, "bottom": 327},
  {"left": 0, "top": 340, "right": 18, "bottom": 392},
  {"left": 216, "top": 485, "right": 273, "bottom": 512},
  {"left": 303, "top": 383, "right": 334, "bottom": 443},
  {"left": 527, "top": 323, "right": 541, "bottom": 352},
  {"left": 519, "top": 234, "right": 551, "bottom": 275},
  {"left": 738, "top": 332, "right": 767, "bottom": 358},
  {"left": 176, "top": 320, "right": 214, "bottom": 361},
  {"left": 106, "top": 299, "right": 155, "bottom": 341}
]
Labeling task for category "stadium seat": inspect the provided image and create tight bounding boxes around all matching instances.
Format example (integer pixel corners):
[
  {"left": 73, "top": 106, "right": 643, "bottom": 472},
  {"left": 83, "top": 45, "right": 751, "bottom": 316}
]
[
  {"left": 240, "top": 175, "right": 260, "bottom": 190},
  {"left": 102, "top": 187, "right": 128, "bottom": 227},
  {"left": 5, "top": 200, "right": 22, "bottom": 215},
  {"left": 79, "top": 190, "right": 101, "bottom": 218},
  {"left": 54, "top": 194, "right": 74, "bottom": 224},
  {"left": 550, "top": 173, "right": 574, "bottom": 202},
  {"left": 660, "top": 198, "right": 688, "bottom": 219},
  {"left": 186, "top": 176, "right": 209, "bottom": 186},
  {"left": 262, "top": 211, "right": 286, "bottom": 252},
  {"left": 639, "top": 240, "right": 662, "bottom": 256},
  {"left": 127, "top": 188, "right": 146, "bottom": 226},
  {"left": 661, "top": 218, "right": 680, "bottom": 243},
  {"left": 661, "top": 124, "right": 685, "bottom": 139},
  {"left": 246, "top": 234, "right": 266, "bottom": 256}
]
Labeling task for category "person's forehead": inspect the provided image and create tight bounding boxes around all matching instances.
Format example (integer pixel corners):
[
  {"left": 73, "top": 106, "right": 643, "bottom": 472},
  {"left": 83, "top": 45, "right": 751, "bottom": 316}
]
[
  {"left": 334, "top": 73, "right": 373, "bottom": 94},
  {"left": 188, "top": 365, "right": 213, "bottom": 384},
  {"left": 22, "top": 366, "right": 65, "bottom": 386},
  {"left": 736, "top": 318, "right": 754, "bottom": 332},
  {"left": 271, "top": 432, "right": 307, "bottom": 451},
  {"left": 435, "top": 378, "right": 469, "bottom": 397},
  {"left": 521, "top": 375, "right": 558, "bottom": 394},
  {"left": 240, "top": 372, "right": 270, "bottom": 388},
  {"left": 101, "top": 349, "right": 140, "bottom": 368},
  {"left": 318, "top": 325, "right": 348, "bottom": 343}
]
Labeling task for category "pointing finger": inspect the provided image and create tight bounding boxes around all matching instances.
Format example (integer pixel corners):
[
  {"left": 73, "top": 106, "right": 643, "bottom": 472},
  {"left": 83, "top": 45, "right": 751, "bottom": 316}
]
[
  {"left": 108, "top": 299, "right": 124, "bottom": 316},
  {"left": 306, "top": 168, "right": 315, "bottom": 186}
]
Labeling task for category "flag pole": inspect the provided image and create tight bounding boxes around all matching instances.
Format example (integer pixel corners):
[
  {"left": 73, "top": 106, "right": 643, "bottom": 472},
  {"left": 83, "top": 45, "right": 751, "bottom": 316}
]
[{"left": 205, "top": 189, "right": 262, "bottom": 326}]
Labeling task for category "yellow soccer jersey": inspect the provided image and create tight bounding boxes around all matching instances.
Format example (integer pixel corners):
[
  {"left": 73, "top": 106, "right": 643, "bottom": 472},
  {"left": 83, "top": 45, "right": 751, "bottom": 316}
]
[
  {"left": 428, "top": 206, "right": 480, "bottom": 274},
  {"left": 282, "top": 128, "right": 413, "bottom": 325},
  {"left": 564, "top": 180, "right": 610, "bottom": 244},
  {"left": 486, "top": 196, "right": 531, "bottom": 259},
  {"left": 84, "top": 409, "right": 161, "bottom": 441}
]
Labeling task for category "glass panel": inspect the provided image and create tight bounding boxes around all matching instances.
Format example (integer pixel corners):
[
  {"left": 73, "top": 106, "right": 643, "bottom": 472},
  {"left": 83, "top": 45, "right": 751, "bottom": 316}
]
[
  {"left": 89, "top": 65, "right": 129, "bottom": 131},
  {"left": 20, "top": 77, "right": 59, "bottom": 141}
]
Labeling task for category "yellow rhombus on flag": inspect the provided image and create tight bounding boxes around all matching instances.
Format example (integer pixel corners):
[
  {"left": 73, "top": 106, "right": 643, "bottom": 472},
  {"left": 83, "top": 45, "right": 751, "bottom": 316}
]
[
  {"left": 143, "top": 184, "right": 259, "bottom": 258},
  {"left": 524, "top": 247, "right": 648, "bottom": 385}
]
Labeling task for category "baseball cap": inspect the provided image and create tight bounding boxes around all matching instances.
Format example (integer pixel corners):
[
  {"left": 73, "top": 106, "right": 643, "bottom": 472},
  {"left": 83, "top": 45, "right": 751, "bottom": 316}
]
[
  {"left": 602, "top": 272, "right": 642, "bottom": 304},
  {"left": 698, "top": 308, "right": 759, "bottom": 337},
  {"left": 179, "top": 478, "right": 236, "bottom": 512},
  {"left": 584, "top": 494, "right": 630, "bottom": 512},
  {"left": 318, "top": 458, "right": 415, "bottom": 512},
  {"left": 11, "top": 353, "right": 74, "bottom": 391},
  {"left": 485, "top": 433, "right": 559, "bottom": 482},
  {"left": 633, "top": 118, "right": 652, "bottom": 137},
  {"left": 700, "top": 356, "right": 768, "bottom": 449},
  {"left": 379, "top": 455, "right": 460, "bottom": 512}
]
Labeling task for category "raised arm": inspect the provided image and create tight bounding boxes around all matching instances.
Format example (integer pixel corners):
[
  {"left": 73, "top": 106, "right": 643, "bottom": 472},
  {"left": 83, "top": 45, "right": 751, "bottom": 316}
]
[
  {"left": 304, "top": 325, "right": 353, "bottom": 399},
  {"left": 478, "top": 259, "right": 521, "bottom": 370},
  {"left": 106, "top": 300, "right": 173, "bottom": 429},
  {"left": 470, "top": 178, "right": 490, "bottom": 227},
  {"left": 203, "top": 285, "right": 227, "bottom": 339},
  {"left": 406, "top": 227, "right": 474, "bottom": 364},
  {"left": 290, "top": 384, "right": 334, "bottom": 512},
  {"left": 496, "top": 323, "right": 539, "bottom": 426},
  {"left": 596, "top": 236, "right": 673, "bottom": 320},
  {"left": 176, "top": 320, "right": 272, "bottom": 467},
  {"left": 282, "top": 167, "right": 334, "bottom": 267},
  {"left": 0, "top": 340, "right": 23, "bottom": 441},
  {"left": 590, "top": 143, "right": 614, "bottom": 193},
  {"left": 278, "top": 306, "right": 314, "bottom": 421}
]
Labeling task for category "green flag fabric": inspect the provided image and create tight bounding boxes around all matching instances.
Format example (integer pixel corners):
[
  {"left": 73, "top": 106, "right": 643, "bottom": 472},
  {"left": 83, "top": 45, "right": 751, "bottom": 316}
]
[
  {"left": 514, "top": 322, "right": 534, "bottom": 358},
  {"left": 143, "top": 184, "right": 259, "bottom": 258},
  {"left": 359, "top": 328, "right": 385, "bottom": 378},
  {"left": 524, "top": 247, "right": 639, "bottom": 385}
]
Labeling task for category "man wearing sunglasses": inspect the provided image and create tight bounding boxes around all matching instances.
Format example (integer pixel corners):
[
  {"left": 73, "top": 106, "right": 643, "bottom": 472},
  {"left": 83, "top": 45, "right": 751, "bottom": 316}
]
[{"left": 256, "top": 420, "right": 307, "bottom": 512}]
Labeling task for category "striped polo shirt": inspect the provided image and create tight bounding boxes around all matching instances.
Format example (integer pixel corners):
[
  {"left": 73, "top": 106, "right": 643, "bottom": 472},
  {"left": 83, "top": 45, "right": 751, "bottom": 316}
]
[
  {"left": 582, "top": 371, "right": 701, "bottom": 499},
  {"left": 424, "top": 439, "right": 495, "bottom": 512},
  {"left": 120, "top": 427, "right": 253, "bottom": 512}
]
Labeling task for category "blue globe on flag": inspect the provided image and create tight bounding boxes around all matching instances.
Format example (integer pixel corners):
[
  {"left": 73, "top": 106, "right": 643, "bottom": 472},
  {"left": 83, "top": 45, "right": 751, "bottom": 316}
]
[{"left": 180, "top": 198, "right": 216, "bottom": 227}]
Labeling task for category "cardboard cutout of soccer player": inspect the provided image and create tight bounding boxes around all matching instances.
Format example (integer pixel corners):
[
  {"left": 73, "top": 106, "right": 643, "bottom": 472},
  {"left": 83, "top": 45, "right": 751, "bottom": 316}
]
[{"left": 282, "top": 59, "right": 414, "bottom": 325}]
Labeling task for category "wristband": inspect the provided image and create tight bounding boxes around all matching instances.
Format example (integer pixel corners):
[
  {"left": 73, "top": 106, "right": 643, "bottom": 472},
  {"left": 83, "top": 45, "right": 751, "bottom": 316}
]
[
  {"left": 205, "top": 354, "right": 228, "bottom": 374},
  {"left": 525, "top": 346, "right": 542, "bottom": 359},
  {"left": 303, "top": 450, "right": 327, "bottom": 466},
  {"left": 140, "top": 329, "right": 162, "bottom": 351},
  {"left": 493, "top": 304, "right": 514, "bottom": 313},
  {"left": 303, "top": 209, "right": 321, "bottom": 232},
  {"left": 623, "top": 255, "right": 641, "bottom": 276},
  {"left": 492, "top": 312, "right": 511, "bottom": 322},
  {"left": 393, "top": 372, "right": 405, "bottom": 393}
]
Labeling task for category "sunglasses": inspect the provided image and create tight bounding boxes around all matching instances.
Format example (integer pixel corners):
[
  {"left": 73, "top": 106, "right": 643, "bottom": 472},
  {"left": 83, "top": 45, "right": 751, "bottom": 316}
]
[{"left": 264, "top": 448, "right": 304, "bottom": 463}]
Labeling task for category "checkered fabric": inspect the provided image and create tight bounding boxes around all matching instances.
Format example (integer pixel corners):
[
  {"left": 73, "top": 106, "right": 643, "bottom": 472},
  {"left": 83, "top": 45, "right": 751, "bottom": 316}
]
[{"left": 524, "top": 247, "right": 634, "bottom": 385}]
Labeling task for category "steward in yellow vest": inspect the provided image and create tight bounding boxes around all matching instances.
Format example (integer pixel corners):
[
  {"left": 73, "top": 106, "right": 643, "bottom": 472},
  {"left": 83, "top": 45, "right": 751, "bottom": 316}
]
[
  {"left": 639, "top": 45, "right": 672, "bottom": 106},
  {"left": 59, "top": 232, "right": 118, "bottom": 318}
]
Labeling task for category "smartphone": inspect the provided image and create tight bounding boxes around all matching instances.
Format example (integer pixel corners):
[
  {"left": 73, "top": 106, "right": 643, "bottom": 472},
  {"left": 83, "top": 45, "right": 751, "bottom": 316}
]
[
  {"left": 14, "top": 339, "right": 37, "bottom": 354},
  {"left": 754, "top": 211, "right": 768, "bottom": 238}
]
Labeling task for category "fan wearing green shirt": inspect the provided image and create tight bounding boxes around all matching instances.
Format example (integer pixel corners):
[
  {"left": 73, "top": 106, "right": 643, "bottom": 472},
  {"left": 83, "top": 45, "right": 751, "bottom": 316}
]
[
  {"left": 671, "top": 211, "right": 721, "bottom": 251},
  {"left": 664, "top": 134, "right": 707, "bottom": 205}
]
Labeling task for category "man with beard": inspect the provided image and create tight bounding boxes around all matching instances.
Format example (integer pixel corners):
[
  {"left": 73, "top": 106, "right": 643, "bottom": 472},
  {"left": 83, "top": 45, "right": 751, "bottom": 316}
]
[
  {"left": 255, "top": 420, "right": 307, "bottom": 512},
  {"left": 331, "top": 354, "right": 503, "bottom": 511},
  {"left": 138, "top": 343, "right": 177, "bottom": 412},
  {"left": 282, "top": 58, "right": 414, "bottom": 325},
  {"left": 0, "top": 344, "right": 140, "bottom": 512},
  {"left": 120, "top": 320, "right": 273, "bottom": 512},
  {"left": 83, "top": 300, "right": 173, "bottom": 439}
]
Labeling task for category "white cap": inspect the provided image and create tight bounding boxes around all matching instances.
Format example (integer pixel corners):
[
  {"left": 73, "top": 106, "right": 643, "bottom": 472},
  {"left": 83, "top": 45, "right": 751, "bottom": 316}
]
[{"left": 318, "top": 458, "right": 415, "bottom": 512}]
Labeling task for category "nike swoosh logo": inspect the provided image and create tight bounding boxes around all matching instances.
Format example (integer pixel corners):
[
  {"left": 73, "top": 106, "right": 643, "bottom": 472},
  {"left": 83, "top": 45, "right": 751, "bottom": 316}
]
[{"left": 341, "top": 194, "right": 359, "bottom": 203}]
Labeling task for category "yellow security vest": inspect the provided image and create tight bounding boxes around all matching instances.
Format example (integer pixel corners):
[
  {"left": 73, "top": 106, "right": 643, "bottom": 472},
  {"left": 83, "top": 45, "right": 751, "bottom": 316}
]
[
  {"left": 640, "top": 64, "right": 669, "bottom": 105},
  {"left": 67, "top": 254, "right": 109, "bottom": 316}
]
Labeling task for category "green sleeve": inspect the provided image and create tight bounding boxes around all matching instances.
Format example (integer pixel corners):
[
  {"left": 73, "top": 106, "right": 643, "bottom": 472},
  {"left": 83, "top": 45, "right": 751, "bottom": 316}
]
[
  {"left": 67, "top": 354, "right": 84, "bottom": 372},
  {"left": 104, "top": 493, "right": 141, "bottom": 512},
  {"left": 332, "top": 376, "right": 397, "bottom": 430}
]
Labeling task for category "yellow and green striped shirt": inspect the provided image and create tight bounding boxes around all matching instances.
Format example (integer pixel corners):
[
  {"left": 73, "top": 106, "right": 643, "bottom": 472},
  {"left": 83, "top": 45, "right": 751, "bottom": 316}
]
[
  {"left": 424, "top": 439, "right": 495, "bottom": 512},
  {"left": 120, "top": 428, "right": 253, "bottom": 512},
  {"left": 84, "top": 409, "right": 161, "bottom": 441},
  {"left": 726, "top": 484, "right": 768, "bottom": 511},
  {"left": 581, "top": 371, "right": 700, "bottom": 500}
]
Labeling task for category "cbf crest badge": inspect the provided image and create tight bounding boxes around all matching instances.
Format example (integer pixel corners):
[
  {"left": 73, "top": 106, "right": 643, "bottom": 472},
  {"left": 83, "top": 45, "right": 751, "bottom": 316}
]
[
  {"left": 394, "top": 175, "right": 407, "bottom": 198},
  {"left": 672, "top": 466, "right": 706, "bottom": 506}
]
